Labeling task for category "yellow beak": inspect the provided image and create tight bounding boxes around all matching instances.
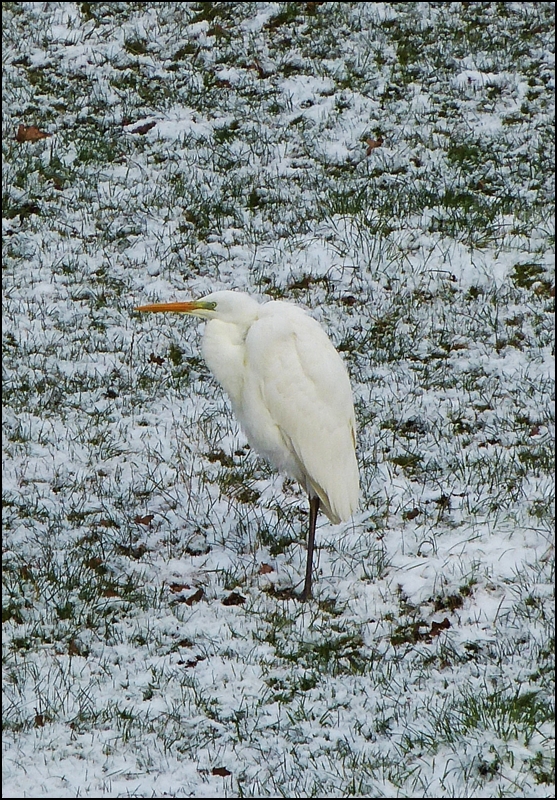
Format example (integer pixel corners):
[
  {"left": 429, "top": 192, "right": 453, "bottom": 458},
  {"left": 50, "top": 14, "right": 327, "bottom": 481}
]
[{"left": 135, "top": 301, "right": 201, "bottom": 313}]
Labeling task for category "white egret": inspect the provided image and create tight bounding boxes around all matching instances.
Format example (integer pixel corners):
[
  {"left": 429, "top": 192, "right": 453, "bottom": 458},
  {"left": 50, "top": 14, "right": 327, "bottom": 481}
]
[{"left": 136, "top": 290, "right": 359, "bottom": 600}]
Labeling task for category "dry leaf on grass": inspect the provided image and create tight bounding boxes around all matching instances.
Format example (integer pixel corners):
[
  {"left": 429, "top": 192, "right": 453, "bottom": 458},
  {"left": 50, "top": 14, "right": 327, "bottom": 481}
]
[
  {"left": 134, "top": 513, "right": 154, "bottom": 525},
  {"left": 171, "top": 587, "right": 204, "bottom": 606},
  {"left": 169, "top": 582, "right": 191, "bottom": 593},
  {"left": 222, "top": 591, "right": 246, "bottom": 606},
  {"left": 129, "top": 121, "right": 156, "bottom": 135},
  {"left": 365, "top": 136, "right": 383, "bottom": 155},
  {"left": 16, "top": 124, "right": 51, "bottom": 142},
  {"left": 429, "top": 618, "right": 451, "bottom": 638}
]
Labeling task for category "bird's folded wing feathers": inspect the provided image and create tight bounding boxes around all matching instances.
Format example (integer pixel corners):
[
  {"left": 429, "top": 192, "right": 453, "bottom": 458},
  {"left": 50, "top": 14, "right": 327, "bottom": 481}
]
[{"left": 244, "top": 310, "right": 359, "bottom": 523}]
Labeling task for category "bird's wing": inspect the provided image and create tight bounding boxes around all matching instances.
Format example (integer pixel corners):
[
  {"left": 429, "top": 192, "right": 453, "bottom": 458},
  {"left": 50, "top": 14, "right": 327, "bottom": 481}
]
[{"left": 242, "top": 305, "right": 359, "bottom": 523}]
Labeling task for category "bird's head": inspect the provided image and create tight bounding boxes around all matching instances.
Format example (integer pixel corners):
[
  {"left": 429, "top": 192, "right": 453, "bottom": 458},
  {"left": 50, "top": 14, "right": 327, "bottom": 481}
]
[{"left": 135, "top": 290, "right": 260, "bottom": 325}]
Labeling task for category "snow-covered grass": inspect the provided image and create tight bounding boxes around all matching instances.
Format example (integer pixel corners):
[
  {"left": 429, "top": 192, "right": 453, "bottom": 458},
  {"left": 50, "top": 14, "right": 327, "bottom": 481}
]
[{"left": 2, "top": 2, "right": 554, "bottom": 797}]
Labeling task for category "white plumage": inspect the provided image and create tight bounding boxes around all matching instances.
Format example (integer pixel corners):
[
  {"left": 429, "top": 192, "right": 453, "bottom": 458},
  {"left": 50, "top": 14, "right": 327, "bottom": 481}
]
[{"left": 136, "top": 290, "right": 359, "bottom": 598}]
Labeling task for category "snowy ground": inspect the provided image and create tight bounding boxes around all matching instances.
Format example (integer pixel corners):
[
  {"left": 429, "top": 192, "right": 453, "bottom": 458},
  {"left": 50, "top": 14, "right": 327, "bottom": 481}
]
[{"left": 2, "top": 2, "right": 554, "bottom": 797}]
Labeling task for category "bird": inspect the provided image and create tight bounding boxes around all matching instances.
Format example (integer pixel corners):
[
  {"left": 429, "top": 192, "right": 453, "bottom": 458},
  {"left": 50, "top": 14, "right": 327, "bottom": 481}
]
[{"left": 135, "top": 290, "right": 359, "bottom": 600}]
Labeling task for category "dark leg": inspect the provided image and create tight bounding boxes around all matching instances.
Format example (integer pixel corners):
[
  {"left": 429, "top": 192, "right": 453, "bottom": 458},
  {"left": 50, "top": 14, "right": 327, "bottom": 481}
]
[{"left": 301, "top": 496, "right": 320, "bottom": 601}]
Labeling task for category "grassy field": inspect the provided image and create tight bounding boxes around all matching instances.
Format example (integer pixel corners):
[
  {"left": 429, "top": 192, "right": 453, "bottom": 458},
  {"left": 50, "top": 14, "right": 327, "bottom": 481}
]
[{"left": 2, "top": 2, "right": 555, "bottom": 797}]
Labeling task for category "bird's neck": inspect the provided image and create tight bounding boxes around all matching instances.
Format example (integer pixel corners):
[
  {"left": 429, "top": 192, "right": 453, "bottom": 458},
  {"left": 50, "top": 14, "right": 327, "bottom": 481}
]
[{"left": 201, "top": 319, "right": 249, "bottom": 407}]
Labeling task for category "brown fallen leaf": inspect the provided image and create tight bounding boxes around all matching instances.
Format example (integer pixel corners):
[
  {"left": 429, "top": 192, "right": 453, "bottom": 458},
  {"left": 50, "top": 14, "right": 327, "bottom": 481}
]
[
  {"left": 306, "top": 2, "right": 325, "bottom": 12},
  {"left": 149, "top": 352, "right": 165, "bottom": 365},
  {"left": 68, "top": 639, "right": 84, "bottom": 657},
  {"left": 365, "top": 136, "right": 383, "bottom": 155},
  {"left": 429, "top": 618, "right": 451, "bottom": 638},
  {"left": 134, "top": 514, "right": 154, "bottom": 525},
  {"left": 212, "top": 767, "right": 232, "bottom": 777},
  {"left": 259, "top": 563, "right": 274, "bottom": 574},
  {"left": 130, "top": 121, "right": 156, "bottom": 135},
  {"left": 116, "top": 543, "right": 147, "bottom": 560},
  {"left": 171, "top": 587, "right": 204, "bottom": 605},
  {"left": 179, "top": 658, "right": 200, "bottom": 668},
  {"left": 222, "top": 591, "right": 246, "bottom": 606},
  {"left": 169, "top": 582, "right": 191, "bottom": 593},
  {"left": 16, "top": 124, "right": 51, "bottom": 142},
  {"left": 183, "top": 588, "right": 204, "bottom": 606}
]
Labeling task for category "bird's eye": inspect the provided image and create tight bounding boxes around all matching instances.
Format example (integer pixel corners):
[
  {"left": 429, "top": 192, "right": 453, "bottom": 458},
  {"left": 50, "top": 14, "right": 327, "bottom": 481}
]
[{"left": 200, "top": 301, "right": 217, "bottom": 311}]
